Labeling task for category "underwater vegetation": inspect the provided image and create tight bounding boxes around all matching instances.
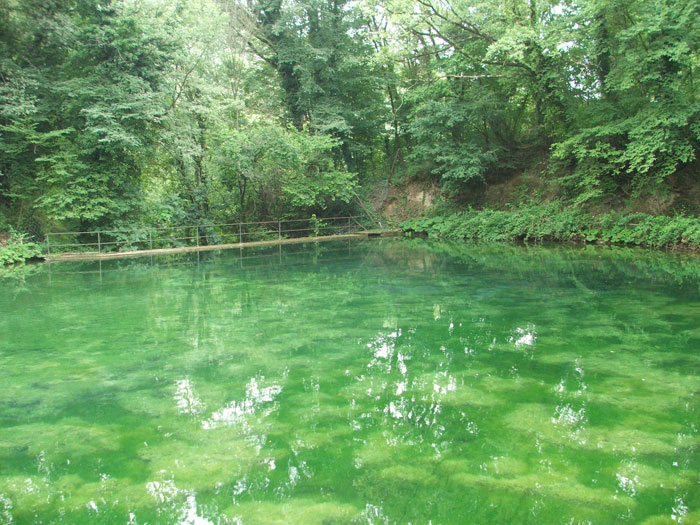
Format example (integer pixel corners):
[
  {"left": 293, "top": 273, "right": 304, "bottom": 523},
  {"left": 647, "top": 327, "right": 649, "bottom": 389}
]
[{"left": 0, "top": 240, "right": 698, "bottom": 523}]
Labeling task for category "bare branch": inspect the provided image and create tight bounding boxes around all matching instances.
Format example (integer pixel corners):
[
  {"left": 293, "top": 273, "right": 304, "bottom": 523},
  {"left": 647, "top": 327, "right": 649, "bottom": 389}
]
[{"left": 414, "top": 0, "right": 496, "bottom": 44}]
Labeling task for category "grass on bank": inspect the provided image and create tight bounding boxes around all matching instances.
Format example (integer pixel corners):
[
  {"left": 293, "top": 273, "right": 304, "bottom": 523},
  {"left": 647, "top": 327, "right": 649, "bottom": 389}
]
[{"left": 400, "top": 204, "right": 700, "bottom": 249}]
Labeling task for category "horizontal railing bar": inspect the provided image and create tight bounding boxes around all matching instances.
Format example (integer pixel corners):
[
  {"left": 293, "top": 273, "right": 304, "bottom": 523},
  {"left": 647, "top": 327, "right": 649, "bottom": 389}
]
[
  {"left": 50, "top": 225, "right": 201, "bottom": 235},
  {"left": 47, "top": 215, "right": 375, "bottom": 255},
  {"left": 282, "top": 226, "right": 330, "bottom": 232},
  {"left": 50, "top": 230, "right": 351, "bottom": 248},
  {"left": 98, "top": 237, "right": 194, "bottom": 245},
  {"left": 277, "top": 216, "right": 364, "bottom": 224},
  {"left": 47, "top": 216, "right": 368, "bottom": 236},
  {"left": 49, "top": 242, "right": 99, "bottom": 248},
  {"left": 281, "top": 228, "right": 315, "bottom": 233}
]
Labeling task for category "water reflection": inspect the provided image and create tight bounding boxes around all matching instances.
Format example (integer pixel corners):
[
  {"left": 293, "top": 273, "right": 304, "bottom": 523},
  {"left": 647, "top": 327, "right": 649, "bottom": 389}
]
[
  {"left": 509, "top": 323, "right": 537, "bottom": 349},
  {"left": 145, "top": 479, "right": 215, "bottom": 524},
  {"left": 174, "top": 379, "right": 203, "bottom": 416},
  {"left": 202, "top": 377, "right": 282, "bottom": 430},
  {"left": 1, "top": 240, "right": 699, "bottom": 523}
]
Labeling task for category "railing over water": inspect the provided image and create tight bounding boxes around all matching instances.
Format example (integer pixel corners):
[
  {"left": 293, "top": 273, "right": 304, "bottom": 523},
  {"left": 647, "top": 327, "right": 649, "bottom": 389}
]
[{"left": 45, "top": 216, "right": 373, "bottom": 256}]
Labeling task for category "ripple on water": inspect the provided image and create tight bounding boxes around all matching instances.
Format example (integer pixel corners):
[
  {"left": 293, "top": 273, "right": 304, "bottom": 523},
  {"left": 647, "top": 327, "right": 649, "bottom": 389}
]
[{"left": 0, "top": 240, "right": 698, "bottom": 523}]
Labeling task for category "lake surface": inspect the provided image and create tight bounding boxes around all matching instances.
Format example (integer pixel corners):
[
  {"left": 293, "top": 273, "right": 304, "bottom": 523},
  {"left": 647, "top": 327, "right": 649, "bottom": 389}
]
[{"left": 0, "top": 239, "right": 698, "bottom": 524}]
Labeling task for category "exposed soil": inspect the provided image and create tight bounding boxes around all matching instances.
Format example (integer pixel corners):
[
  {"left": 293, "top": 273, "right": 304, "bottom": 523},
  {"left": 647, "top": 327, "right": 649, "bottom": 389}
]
[
  {"left": 377, "top": 180, "right": 441, "bottom": 222},
  {"left": 378, "top": 157, "right": 700, "bottom": 220}
]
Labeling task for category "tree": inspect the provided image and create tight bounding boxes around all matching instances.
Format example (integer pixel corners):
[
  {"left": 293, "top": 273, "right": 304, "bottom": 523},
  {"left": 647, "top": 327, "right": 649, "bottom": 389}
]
[
  {"left": 213, "top": 122, "right": 356, "bottom": 221},
  {"left": 230, "top": 0, "right": 388, "bottom": 176},
  {"left": 0, "top": 0, "right": 172, "bottom": 231},
  {"left": 553, "top": 0, "right": 700, "bottom": 203}
]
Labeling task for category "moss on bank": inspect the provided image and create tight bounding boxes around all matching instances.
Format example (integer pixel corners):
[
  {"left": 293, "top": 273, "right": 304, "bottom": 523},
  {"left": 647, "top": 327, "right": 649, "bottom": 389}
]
[{"left": 400, "top": 204, "right": 700, "bottom": 249}]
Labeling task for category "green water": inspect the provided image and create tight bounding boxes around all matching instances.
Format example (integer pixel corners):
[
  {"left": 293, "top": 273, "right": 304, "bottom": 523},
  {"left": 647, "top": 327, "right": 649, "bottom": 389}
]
[{"left": 1, "top": 239, "right": 698, "bottom": 524}]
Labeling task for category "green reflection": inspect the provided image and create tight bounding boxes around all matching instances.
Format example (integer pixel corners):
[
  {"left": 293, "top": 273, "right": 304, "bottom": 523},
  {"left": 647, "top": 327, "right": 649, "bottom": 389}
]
[{"left": 0, "top": 240, "right": 698, "bottom": 523}]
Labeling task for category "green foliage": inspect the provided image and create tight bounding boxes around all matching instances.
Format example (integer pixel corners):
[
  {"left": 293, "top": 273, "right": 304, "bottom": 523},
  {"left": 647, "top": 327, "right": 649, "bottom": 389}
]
[
  {"left": 551, "top": 0, "right": 700, "bottom": 202},
  {"left": 309, "top": 214, "right": 330, "bottom": 236},
  {"left": 247, "top": 0, "right": 387, "bottom": 174},
  {"left": 1, "top": 0, "right": 699, "bottom": 244},
  {"left": 402, "top": 205, "right": 700, "bottom": 249},
  {"left": 0, "top": 0, "right": 172, "bottom": 229},
  {"left": 382, "top": 0, "right": 699, "bottom": 201},
  {"left": 404, "top": 85, "right": 500, "bottom": 193},
  {"left": 0, "top": 232, "right": 42, "bottom": 265},
  {"left": 213, "top": 123, "right": 356, "bottom": 220},
  {"left": 553, "top": 101, "right": 700, "bottom": 204}
]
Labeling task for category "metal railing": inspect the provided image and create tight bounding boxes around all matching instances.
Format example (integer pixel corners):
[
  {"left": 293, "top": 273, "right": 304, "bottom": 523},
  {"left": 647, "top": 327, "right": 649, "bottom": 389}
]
[{"left": 45, "top": 216, "right": 372, "bottom": 256}]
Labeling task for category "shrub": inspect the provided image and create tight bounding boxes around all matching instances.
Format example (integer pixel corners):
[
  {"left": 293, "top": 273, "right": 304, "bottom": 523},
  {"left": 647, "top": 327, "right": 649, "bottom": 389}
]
[
  {"left": 401, "top": 206, "right": 700, "bottom": 249},
  {"left": 0, "top": 231, "right": 43, "bottom": 265}
]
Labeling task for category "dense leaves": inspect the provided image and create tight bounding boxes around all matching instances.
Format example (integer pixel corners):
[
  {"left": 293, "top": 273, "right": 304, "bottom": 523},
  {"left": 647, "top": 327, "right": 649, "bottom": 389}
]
[
  {"left": 402, "top": 205, "right": 700, "bottom": 248},
  {"left": 0, "top": 231, "right": 42, "bottom": 265},
  {"left": 552, "top": 0, "right": 700, "bottom": 203},
  {"left": 1, "top": 0, "right": 698, "bottom": 246},
  {"left": 0, "top": 0, "right": 361, "bottom": 239},
  {"left": 0, "top": 0, "right": 171, "bottom": 231}
]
